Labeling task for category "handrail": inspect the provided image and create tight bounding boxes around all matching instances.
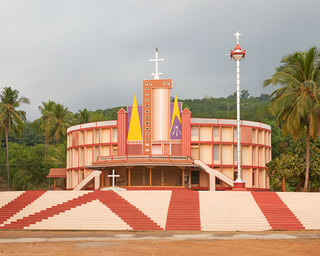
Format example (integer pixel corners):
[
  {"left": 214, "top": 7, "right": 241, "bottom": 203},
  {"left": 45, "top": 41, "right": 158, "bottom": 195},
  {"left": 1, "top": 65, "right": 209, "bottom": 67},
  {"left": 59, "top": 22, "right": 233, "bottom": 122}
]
[{"left": 97, "top": 155, "right": 191, "bottom": 162}]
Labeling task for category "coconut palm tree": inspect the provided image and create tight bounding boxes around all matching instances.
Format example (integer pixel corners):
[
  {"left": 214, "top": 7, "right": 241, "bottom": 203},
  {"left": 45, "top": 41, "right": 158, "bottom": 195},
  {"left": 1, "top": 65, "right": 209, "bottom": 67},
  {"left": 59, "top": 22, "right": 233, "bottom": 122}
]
[
  {"left": 0, "top": 87, "right": 30, "bottom": 188},
  {"left": 48, "top": 103, "right": 73, "bottom": 148},
  {"left": 76, "top": 108, "right": 90, "bottom": 124},
  {"left": 33, "top": 100, "right": 56, "bottom": 158},
  {"left": 264, "top": 47, "right": 320, "bottom": 191}
]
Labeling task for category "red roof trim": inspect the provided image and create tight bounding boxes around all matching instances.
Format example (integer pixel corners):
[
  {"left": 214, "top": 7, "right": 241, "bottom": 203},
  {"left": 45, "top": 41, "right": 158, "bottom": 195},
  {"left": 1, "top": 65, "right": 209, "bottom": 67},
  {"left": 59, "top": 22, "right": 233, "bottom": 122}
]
[{"left": 47, "top": 168, "right": 67, "bottom": 178}]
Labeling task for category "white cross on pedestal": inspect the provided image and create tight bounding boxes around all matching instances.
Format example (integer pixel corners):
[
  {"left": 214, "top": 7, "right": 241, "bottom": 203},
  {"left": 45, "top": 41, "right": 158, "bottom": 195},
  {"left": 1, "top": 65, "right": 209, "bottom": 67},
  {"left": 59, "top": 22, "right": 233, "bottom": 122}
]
[
  {"left": 108, "top": 169, "right": 120, "bottom": 187},
  {"left": 150, "top": 47, "right": 164, "bottom": 79}
]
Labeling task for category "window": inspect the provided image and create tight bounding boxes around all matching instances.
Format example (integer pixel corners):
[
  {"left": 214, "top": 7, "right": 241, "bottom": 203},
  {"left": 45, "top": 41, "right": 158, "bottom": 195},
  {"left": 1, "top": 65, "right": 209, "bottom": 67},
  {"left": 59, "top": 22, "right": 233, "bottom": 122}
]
[
  {"left": 145, "top": 99, "right": 149, "bottom": 102},
  {"left": 234, "top": 171, "right": 238, "bottom": 181},
  {"left": 145, "top": 132, "right": 150, "bottom": 135},
  {"left": 145, "top": 104, "right": 149, "bottom": 107},
  {"left": 145, "top": 87, "right": 149, "bottom": 90},
  {"left": 191, "top": 171, "right": 199, "bottom": 185},
  {"left": 145, "top": 93, "right": 149, "bottom": 96},
  {"left": 213, "top": 127, "right": 220, "bottom": 140},
  {"left": 213, "top": 145, "right": 220, "bottom": 161},
  {"left": 145, "top": 82, "right": 148, "bottom": 86},
  {"left": 113, "top": 128, "right": 117, "bottom": 139},
  {"left": 145, "top": 122, "right": 149, "bottom": 125},
  {"left": 145, "top": 143, "right": 149, "bottom": 146},
  {"left": 252, "top": 171, "right": 255, "bottom": 186},
  {"left": 163, "top": 81, "right": 166, "bottom": 85},
  {"left": 191, "top": 126, "right": 198, "bottom": 137},
  {"left": 145, "top": 116, "right": 149, "bottom": 119},
  {"left": 152, "top": 144, "right": 161, "bottom": 155},
  {"left": 167, "top": 81, "right": 170, "bottom": 85},
  {"left": 146, "top": 137, "right": 149, "bottom": 141},
  {"left": 145, "top": 148, "right": 150, "bottom": 152},
  {"left": 145, "top": 127, "right": 149, "bottom": 130},
  {"left": 149, "top": 82, "right": 152, "bottom": 85},
  {"left": 145, "top": 110, "right": 149, "bottom": 113}
]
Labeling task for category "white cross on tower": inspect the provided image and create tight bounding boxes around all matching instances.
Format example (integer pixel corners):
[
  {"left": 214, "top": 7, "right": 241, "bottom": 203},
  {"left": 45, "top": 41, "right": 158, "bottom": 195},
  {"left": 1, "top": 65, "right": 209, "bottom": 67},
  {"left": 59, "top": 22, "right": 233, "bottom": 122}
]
[
  {"left": 108, "top": 169, "right": 120, "bottom": 187},
  {"left": 234, "top": 30, "right": 242, "bottom": 44},
  {"left": 150, "top": 47, "right": 164, "bottom": 79}
]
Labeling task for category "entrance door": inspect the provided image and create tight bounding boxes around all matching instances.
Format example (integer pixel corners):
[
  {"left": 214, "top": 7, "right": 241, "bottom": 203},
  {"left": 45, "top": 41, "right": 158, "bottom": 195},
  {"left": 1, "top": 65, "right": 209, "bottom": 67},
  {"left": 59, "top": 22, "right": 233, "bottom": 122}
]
[{"left": 191, "top": 171, "right": 199, "bottom": 187}]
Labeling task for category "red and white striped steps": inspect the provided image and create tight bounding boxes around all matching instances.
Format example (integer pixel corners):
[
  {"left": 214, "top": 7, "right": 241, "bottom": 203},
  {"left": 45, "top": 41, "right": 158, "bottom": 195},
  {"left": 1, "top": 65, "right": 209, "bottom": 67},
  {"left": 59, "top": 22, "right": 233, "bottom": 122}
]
[
  {"left": 0, "top": 190, "right": 318, "bottom": 231},
  {"left": 0, "top": 191, "right": 45, "bottom": 225},
  {"left": 251, "top": 191, "right": 304, "bottom": 231},
  {"left": 166, "top": 190, "right": 201, "bottom": 230}
]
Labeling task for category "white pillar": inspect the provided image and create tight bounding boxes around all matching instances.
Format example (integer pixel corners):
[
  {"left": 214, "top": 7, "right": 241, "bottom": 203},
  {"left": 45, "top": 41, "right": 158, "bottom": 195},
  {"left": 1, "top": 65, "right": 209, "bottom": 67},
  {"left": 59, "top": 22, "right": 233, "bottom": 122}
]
[{"left": 235, "top": 60, "right": 243, "bottom": 182}]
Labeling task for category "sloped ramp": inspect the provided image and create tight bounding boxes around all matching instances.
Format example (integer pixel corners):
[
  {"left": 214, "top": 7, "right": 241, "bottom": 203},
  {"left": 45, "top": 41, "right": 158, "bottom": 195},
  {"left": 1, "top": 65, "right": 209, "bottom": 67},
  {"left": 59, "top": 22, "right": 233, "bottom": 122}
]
[
  {"left": 194, "top": 160, "right": 234, "bottom": 190},
  {"left": 73, "top": 170, "right": 102, "bottom": 191}
]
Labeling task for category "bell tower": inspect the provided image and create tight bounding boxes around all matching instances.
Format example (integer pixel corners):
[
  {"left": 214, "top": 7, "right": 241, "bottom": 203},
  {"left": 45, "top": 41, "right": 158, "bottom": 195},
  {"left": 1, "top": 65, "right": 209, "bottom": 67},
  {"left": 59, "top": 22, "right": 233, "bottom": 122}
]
[{"left": 142, "top": 48, "right": 172, "bottom": 155}]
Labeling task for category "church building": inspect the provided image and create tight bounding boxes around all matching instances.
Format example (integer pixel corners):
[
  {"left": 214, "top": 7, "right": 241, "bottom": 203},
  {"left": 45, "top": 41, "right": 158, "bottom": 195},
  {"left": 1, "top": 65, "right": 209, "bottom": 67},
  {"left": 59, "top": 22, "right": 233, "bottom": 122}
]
[{"left": 65, "top": 49, "right": 271, "bottom": 191}]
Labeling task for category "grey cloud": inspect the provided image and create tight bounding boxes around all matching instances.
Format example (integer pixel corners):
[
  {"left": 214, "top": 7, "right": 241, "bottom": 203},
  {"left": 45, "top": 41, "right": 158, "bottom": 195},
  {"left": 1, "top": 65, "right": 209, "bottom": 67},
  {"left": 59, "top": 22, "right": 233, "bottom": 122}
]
[{"left": 0, "top": 0, "right": 318, "bottom": 120}]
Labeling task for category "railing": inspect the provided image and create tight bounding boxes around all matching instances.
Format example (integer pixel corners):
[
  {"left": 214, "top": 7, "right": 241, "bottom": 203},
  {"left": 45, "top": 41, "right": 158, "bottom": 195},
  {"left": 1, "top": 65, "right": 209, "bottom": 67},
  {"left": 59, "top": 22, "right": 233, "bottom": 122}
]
[
  {"left": 67, "top": 120, "right": 117, "bottom": 133},
  {"left": 191, "top": 118, "right": 271, "bottom": 130},
  {"left": 97, "top": 155, "right": 192, "bottom": 162}
]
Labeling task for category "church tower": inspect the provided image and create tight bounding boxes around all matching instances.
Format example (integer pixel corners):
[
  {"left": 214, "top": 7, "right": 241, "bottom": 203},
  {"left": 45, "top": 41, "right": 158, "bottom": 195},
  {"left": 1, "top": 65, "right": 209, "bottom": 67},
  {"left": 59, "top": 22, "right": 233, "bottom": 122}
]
[{"left": 142, "top": 49, "right": 173, "bottom": 155}]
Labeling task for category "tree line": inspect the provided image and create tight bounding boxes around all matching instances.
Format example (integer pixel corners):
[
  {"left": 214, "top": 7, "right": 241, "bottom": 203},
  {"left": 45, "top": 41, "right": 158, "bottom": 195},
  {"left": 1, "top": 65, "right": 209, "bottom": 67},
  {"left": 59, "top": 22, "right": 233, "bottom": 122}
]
[
  {"left": 0, "top": 91, "right": 123, "bottom": 190},
  {"left": 0, "top": 47, "right": 319, "bottom": 191}
]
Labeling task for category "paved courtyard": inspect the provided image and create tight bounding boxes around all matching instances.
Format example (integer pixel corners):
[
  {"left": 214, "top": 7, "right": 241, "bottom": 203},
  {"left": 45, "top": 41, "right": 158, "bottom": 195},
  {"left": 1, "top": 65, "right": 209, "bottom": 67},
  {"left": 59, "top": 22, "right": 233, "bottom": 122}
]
[{"left": 0, "top": 230, "right": 319, "bottom": 256}]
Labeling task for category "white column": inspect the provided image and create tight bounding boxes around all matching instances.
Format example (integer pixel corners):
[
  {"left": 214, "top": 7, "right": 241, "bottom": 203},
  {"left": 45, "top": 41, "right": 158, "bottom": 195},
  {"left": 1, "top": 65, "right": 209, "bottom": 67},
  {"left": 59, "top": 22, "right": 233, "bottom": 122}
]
[{"left": 236, "top": 60, "right": 243, "bottom": 182}]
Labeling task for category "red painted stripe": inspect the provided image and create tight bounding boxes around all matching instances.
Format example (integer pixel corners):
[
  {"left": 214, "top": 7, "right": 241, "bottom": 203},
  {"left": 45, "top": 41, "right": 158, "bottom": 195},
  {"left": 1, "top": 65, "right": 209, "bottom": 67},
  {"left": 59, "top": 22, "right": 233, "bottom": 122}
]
[
  {"left": 98, "top": 191, "right": 162, "bottom": 230},
  {"left": 251, "top": 192, "right": 305, "bottom": 231},
  {"left": 1, "top": 191, "right": 97, "bottom": 229},
  {"left": 165, "top": 191, "right": 201, "bottom": 230},
  {"left": 0, "top": 191, "right": 46, "bottom": 225},
  {"left": 125, "top": 187, "right": 189, "bottom": 191}
]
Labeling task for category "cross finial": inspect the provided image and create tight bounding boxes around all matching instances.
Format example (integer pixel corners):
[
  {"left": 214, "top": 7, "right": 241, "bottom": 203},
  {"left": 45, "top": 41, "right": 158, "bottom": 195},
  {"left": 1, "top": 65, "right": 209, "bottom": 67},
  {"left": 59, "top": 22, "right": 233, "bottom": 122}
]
[
  {"left": 150, "top": 47, "right": 164, "bottom": 79},
  {"left": 234, "top": 30, "right": 242, "bottom": 44}
]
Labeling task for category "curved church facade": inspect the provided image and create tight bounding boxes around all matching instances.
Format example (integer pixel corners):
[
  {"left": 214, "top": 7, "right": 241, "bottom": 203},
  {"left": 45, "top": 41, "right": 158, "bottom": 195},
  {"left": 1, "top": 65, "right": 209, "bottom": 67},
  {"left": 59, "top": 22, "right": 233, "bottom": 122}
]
[
  {"left": 66, "top": 51, "right": 271, "bottom": 191},
  {"left": 67, "top": 116, "right": 271, "bottom": 191}
]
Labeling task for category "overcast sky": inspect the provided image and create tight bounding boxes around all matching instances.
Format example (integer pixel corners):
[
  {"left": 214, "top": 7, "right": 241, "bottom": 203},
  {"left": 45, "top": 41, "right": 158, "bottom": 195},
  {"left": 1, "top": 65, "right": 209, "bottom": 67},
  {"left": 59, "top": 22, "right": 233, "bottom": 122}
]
[{"left": 0, "top": 0, "right": 319, "bottom": 121}]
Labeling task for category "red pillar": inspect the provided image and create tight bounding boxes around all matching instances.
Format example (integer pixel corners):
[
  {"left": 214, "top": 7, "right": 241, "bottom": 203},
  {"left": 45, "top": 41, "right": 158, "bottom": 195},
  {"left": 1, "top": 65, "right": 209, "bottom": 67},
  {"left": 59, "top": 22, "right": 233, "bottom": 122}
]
[
  {"left": 117, "top": 108, "right": 127, "bottom": 156},
  {"left": 181, "top": 108, "right": 191, "bottom": 156}
]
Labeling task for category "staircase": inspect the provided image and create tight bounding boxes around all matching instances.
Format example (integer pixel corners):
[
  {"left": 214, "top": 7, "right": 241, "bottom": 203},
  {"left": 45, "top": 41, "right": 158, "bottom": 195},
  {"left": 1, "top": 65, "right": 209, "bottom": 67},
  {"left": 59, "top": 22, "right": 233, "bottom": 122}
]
[
  {"left": 165, "top": 190, "right": 201, "bottom": 230},
  {"left": 118, "top": 191, "right": 171, "bottom": 229},
  {"left": 0, "top": 191, "right": 316, "bottom": 231},
  {"left": 0, "top": 191, "right": 45, "bottom": 225},
  {"left": 1, "top": 191, "right": 97, "bottom": 229},
  {"left": 251, "top": 191, "right": 305, "bottom": 231},
  {"left": 194, "top": 160, "right": 234, "bottom": 190},
  {"left": 278, "top": 192, "right": 320, "bottom": 230},
  {"left": 98, "top": 191, "right": 162, "bottom": 230},
  {"left": 73, "top": 170, "right": 101, "bottom": 191},
  {"left": 200, "top": 191, "right": 270, "bottom": 231}
]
